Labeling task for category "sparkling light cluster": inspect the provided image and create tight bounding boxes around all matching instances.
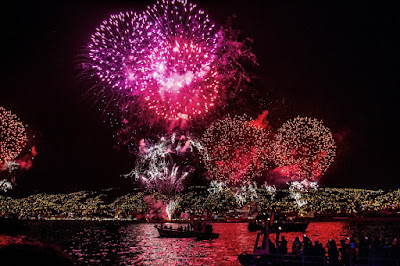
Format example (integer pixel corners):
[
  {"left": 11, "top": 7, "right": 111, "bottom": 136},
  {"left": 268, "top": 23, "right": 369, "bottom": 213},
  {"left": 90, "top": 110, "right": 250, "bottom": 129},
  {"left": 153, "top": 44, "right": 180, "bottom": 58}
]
[
  {"left": 2, "top": 187, "right": 400, "bottom": 220},
  {"left": 200, "top": 114, "right": 272, "bottom": 186},
  {"left": 0, "top": 107, "right": 27, "bottom": 166},
  {"left": 263, "top": 181, "right": 277, "bottom": 199},
  {"left": 287, "top": 181, "right": 318, "bottom": 208},
  {"left": 166, "top": 198, "right": 180, "bottom": 220},
  {"left": 233, "top": 182, "right": 258, "bottom": 207},
  {"left": 85, "top": 0, "right": 224, "bottom": 121},
  {"left": 0, "top": 179, "right": 13, "bottom": 192},
  {"left": 272, "top": 116, "right": 336, "bottom": 182},
  {"left": 124, "top": 134, "right": 202, "bottom": 198}
]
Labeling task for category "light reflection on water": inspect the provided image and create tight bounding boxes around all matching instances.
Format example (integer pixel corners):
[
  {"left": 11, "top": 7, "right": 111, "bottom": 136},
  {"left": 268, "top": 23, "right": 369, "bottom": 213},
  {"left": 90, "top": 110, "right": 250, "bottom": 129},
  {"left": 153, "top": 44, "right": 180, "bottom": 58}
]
[{"left": 6, "top": 220, "right": 399, "bottom": 265}]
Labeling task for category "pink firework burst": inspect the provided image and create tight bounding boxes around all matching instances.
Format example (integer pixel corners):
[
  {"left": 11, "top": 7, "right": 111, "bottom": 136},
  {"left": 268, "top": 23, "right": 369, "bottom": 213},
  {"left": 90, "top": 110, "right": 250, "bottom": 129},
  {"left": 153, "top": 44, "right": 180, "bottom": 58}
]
[
  {"left": 85, "top": 11, "right": 159, "bottom": 105},
  {"left": 143, "top": 0, "right": 221, "bottom": 120},
  {"left": 84, "top": 0, "right": 224, "bottom": 121},
  {"left": 272, "top": 116, "right": 336, "bottom": 182}
]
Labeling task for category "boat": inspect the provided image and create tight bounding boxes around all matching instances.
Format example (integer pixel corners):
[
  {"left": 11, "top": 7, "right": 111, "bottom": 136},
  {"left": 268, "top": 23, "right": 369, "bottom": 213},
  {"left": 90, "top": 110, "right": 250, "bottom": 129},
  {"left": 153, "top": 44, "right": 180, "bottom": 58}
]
[
  {"left": 238, "top": 228, "right": 281, "bottom": 265},
  {"left": 154, "top": 222, "right": 219, "bottom": 240},
  {"left": 248, "top": 214, "right": 269, "bottom": 231},
  {"left": 248, "top": 212, "right": 309, "bottom": 232},
  {"left": 239, "top": 228, "right": 326, "bottom": 265}
]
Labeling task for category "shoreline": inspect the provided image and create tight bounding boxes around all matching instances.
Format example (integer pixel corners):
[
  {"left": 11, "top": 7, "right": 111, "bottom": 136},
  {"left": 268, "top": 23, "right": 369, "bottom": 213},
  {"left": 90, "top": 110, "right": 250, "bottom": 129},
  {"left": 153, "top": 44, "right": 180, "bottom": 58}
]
[{"left": 3, "top": 216, "right": 400, "bottom": 223}]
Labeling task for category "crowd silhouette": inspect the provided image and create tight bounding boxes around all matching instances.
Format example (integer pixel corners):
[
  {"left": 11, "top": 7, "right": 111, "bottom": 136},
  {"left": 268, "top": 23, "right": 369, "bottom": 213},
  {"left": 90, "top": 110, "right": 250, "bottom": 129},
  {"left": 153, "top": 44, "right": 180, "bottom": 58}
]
[{"left": 270, "top": 234, "right": 400, "bottom": 265}]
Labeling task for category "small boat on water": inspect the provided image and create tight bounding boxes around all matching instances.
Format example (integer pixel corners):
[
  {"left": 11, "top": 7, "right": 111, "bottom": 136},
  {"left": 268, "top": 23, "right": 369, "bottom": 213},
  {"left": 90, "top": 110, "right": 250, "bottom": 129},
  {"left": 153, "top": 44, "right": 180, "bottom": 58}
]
[
  {"left": 155, "top": 222, "right": 219, "bottom": 240},
  {"left": 248, "top": 212, "right": 309, "bottom": 232},
  {"left": 238, "top": 228, "right": 281, "bottom": 265}
]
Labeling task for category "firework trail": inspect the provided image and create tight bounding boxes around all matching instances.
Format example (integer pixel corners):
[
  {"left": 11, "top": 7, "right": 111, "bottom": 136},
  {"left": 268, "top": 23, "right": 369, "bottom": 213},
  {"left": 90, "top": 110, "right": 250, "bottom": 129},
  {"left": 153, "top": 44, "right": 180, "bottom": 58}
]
[
  {"left": 0, "top": 179, "right": 12, "bottom": 192},
  {"left": 124, "top": 133, "right": 202, "bottom": 198},
  {"left": 207, "top": 180, "right": 227, "bottom": 195},
  {"left": 200, "top": 114, "right": 273, "bottom": 186},
  {"left": 233, "top": 182, "right": 258, "bottom": 207},
  {"left": 272, "top": 116, "right": 336, "bottom": 183},
  {"left": 207, "top": 180, "right": 258, "bottom": 208},
  {"left": 262, "top": 181, "right": 277, "bottom": 199},
  {"left": 166, "top": 198, "right": 180, "bottom": 220},
  {"left": 287, "top": 180, "right": 318, "bottom": 209}
]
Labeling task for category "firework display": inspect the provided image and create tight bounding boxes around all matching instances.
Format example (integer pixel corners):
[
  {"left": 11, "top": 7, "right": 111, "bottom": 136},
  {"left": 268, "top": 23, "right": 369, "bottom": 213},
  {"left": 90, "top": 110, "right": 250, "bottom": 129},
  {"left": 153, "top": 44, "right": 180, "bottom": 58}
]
[
  {"left": 124, "top": 134, "right": 202, "bottom": 198},
  {"left": 84, "top": 0, "right": 258, "bottom": 131},
  {"left": 85, "top": 0, "right": 220, "bottom": 121},
  {"left": 272, "top": 116, "right": 336, "bottom": 182},
  {"left": 0, "top": 107, "right": 27, "bottom": 166},
  {"left": 143, "top": 0, "right": 221, "bottom": 120},
  {"left": 0, "top": 179, "right": 13, "bottom": 192},
  {"left": 166, "top": 198, "right": 180, "bottom": 220},
  {"left": 200, "top": 114, "right": 272, "bottom": 186},
  {"left": 233, "top": 182, "right": 258, "bottom": 207},
  {"left": 287, "top": 180, "right": 318, "bottom": 208}
]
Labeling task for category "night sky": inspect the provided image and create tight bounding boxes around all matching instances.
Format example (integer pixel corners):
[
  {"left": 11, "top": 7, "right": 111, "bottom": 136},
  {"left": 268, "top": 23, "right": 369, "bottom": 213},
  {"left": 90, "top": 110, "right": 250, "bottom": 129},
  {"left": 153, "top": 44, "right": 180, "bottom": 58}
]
[{"left": 3, "top": 0, "right": 399, "bottom": 195}]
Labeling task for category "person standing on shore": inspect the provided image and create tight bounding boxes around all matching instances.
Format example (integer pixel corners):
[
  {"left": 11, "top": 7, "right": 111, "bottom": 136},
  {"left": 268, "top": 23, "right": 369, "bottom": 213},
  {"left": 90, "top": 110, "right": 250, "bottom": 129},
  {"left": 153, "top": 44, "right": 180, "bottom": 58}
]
[
  {"left": 327, "top": 239, "right": 339, "bottom": 265},
  {"left": 292, "top": 237, "right": 302, "bottom": 255},
  {"left": 279, "top": 236, "right": 287, "bottom": 255}
]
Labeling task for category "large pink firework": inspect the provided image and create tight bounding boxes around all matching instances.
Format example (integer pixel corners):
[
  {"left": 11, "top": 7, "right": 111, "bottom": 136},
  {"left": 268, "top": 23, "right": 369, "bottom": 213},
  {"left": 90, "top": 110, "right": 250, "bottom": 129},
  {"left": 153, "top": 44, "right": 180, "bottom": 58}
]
[
  {"left": 84, "top": 0, "right": 256, "bottom": 127},
  {"left": 85, "top": 0, "right": 223, "bottom": 121},
  {"left": 143, "top": 0, "right": 221, "bottom": 120}
]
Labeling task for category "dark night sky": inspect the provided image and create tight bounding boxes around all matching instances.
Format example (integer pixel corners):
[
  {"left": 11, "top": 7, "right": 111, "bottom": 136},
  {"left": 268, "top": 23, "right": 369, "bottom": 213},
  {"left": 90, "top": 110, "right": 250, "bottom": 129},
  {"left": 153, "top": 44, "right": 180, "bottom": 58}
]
[{"left": 2, "top": 0, "right": 399, "bottom": 195}]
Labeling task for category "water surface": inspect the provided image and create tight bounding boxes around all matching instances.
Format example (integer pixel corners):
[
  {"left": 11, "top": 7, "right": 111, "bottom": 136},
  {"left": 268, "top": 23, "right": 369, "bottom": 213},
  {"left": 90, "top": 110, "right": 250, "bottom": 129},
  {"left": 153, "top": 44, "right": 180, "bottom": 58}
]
[{"left": 2, "top": 220, "right": 400, "bottom": 265}]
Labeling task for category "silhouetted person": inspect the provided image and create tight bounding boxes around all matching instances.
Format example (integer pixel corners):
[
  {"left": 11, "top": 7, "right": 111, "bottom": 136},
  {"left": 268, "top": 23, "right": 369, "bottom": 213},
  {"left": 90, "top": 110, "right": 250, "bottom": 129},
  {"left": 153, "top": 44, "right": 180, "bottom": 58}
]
[
  {"left": 327, "top": 239, "right": 339, "bottom": 265},
  {"left": 317, "top": 242, "right": 326, "bottom": 257},
  {"left": 302, "top": 234, "right": 312, "bottom": 247},
  {"left": 347, "top": 238, "right": 357, "bottom": 264},
  {"left": 292, "top": 237, "right": 302, "bottom": 255},
  {"left": 391, "top": 238, "right": 400, "bottom": 260},
  {"left": 269, "top": 239, "right": 276, "bottom": 254},
  {"left": 302, "top": 234, "right": 313, "bottom": 256},
  {"left": 358, "top": 237, "right": 370, "bottom": 264},
  {"left": 339, "top": 239, "right": 350, "bottom": 265},
  {"left": 279, "top": 236, "right": 288, "bottom": 255},
  {"left": 369, "top": 237, "right": 381, "bottom": 264},
  {"left": 0, "top": 242, "right": 74, "bottom": 266},
  {"left": 381, "top": 238, "right": 390, "bottom": 259}
]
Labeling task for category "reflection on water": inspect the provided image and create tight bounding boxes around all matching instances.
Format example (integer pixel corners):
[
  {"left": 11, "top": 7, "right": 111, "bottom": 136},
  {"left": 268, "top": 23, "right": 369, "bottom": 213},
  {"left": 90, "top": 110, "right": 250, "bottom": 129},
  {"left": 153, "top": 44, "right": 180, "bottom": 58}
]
[
  {"left": 2, "top": 220, "right": 400, "bottom": 265},
  {"left": 119, "top": 223, "right": 257, "bottom": 265}
]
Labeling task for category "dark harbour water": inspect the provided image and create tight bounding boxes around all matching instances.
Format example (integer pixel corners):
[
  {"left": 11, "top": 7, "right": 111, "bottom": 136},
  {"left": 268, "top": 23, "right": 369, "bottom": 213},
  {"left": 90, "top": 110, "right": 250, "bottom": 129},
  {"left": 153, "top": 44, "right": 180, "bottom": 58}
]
[{"left": 2, "top": 220, "right": 400, "bottom": 265}]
